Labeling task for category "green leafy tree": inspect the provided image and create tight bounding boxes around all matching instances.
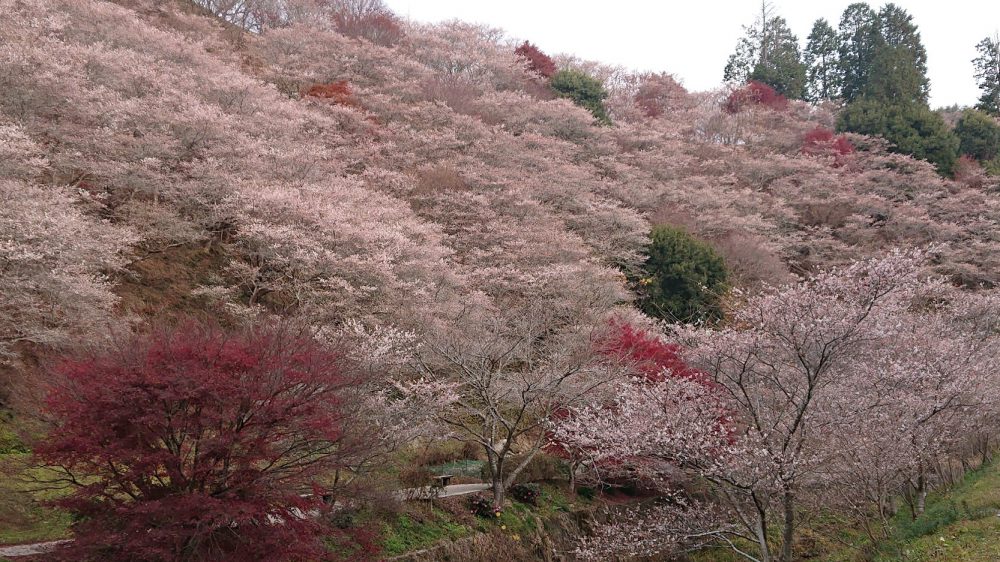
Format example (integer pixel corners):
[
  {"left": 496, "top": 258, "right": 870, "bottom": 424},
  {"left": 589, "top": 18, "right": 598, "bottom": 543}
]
[
  {"left": 955, "top": 109, "right": 1000, "bottom": 161},
  {"left": 973, "top": 34, "right": 1000, "bottom": 116},
  {"left": 634, "top": 225, "right": 728, "bottom": 324},
  {"left": 837, "top": 100, "right": 960, "bottom": 174},
  {"left": 837, "top": 3, "right": 881, "bottom": 103},
  {"left": 724, "top": 3, "right": 806, "bottom": 99},
  {"left": 724, "top": 35, "right": 757, "bottom": 87},
  {"left": 749, "top": 17, "right": 807, "bottom": 99},
  {"left": 550, "top": 69, "right": 611, "bottom": 125},
  {"left": 864, "top": 4, "right": 928, "bottom": 104},
  {"left": 835, "top": 4, "right": 946, "bottom": 174},
  {"left": 804, "top": 18, "right": 840, "bottom": 102}
]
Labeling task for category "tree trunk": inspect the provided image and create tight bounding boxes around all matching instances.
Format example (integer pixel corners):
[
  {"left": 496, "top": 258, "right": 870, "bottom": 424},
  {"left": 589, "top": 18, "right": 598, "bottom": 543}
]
[
  {"left": 780, "top": 489, "right": 795, "bottom": 562},
  {"left": 904, "top": 483, "right": 917, "bottom": 520},
  {"left": 752, "top": 494, "right": 772, "bottom": 562},
  {"left": 491, "top": 470, "right": 505, "bottom": 508},
  {"left": 754, "top": 519, "right": 772, "bottom": 562},
  {"left": 915, "top": 467, "right": 927, "bottom": 516},
  {"left": 486, "top": 449, "right": 505, "bottom": 509}
]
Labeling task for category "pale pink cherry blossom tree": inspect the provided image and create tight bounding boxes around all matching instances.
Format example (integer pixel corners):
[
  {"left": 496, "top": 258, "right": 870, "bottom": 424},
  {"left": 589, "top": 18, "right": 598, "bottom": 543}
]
[
  {"left": 546, "top": 319, "right": 748, "bottom": 560},
  {"left": 0, "top": 122, "right": 136, "bottom": 398},
  {"left": 553, "top": 251, "right": 995, "bottom": 562},
  {"left": 410, "top": 285, "right": 626, "bottom": 509},
  {"left": 808, "top": 284, "right": 1000, "bottom": 540},
  {"left": 677, "top": 250, "right": 942, "bottom": 562}
]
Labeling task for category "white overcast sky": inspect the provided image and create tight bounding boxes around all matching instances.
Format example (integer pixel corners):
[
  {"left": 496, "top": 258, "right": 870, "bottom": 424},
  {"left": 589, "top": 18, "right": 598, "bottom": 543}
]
[{"left": 385, "top": 0, "right": 1000, "bottom": 108}]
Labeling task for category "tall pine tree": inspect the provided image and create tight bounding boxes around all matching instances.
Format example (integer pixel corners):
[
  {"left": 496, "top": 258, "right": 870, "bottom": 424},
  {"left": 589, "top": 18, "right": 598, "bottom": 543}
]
[
  {"left": 864, "top": 4, "right": 929, "bottom": 104},
  {"left": 724, "top": 2, "right": 806, "bottom": 99},
  {"left": 974, "top": 34, "right": 1000, "bottom": 116},
  {"left": 750, "top": 17, "right": 807, "bottom": 99},
  {"left": 837, "top": 3, "right": 881, "bottom": 103},
  {"left": 835, "top": 3, "right": 955, "bottom": 175},
  {"left": 724, "top": 1, "right": 772, "bottom": 85},
  {"left": 804, "top": 18, "right": 840, "bottom": 102}
]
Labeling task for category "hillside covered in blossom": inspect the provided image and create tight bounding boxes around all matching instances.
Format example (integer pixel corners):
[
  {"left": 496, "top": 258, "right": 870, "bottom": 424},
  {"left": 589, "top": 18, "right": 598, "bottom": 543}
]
[{"left": 3, "top": 0, "right": 1000, "bottom": 561}]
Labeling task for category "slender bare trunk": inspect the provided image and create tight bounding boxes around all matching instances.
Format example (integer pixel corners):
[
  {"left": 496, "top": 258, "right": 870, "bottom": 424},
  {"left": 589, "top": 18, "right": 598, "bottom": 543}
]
[
  {"left": 915, "top": 464, "right": 927, "bottom": 516},
  {"left": 780, "top": 488, "right": 795, "bottom": 562},
  {"left": 492, "top": 477, "right": 505, "bottom": 508},
  {"left": 504, "top": 446, "right": 540, "bottom": 490},
  {"left": 752, "top": 493, "right": 772, "bottom": 562},
  {"left": 486, "top": 447, "right": 505, "bottom": 508}
]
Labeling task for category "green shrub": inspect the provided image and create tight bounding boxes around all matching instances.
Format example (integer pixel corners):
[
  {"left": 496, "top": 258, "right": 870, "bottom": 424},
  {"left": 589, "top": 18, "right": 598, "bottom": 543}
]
[
  {"left": 468, "top": 495, "right": 500, "bottom": 518},
  {"left": 380, "top": 513, "right": 469, "bottom": 556},
  {"left": 897, "top": 500, "right": 963, "bottom": 539},
  {"left": 550, "top": 69, "right": 611, "bottom": 125},
  {"left": 837, "top": 99, "right": 960, "bottom": 174},
  {"left": 985, "top": 156, "right": 1000, "bottom": 177},
  {"left": 955, "top": 109, "right": 1000, "bottom": 161},
  {"left": 634, "top": 225, "right": 728, "bottom": 324},
  {"left": 510, "top": 483, "right": 541, "bottom": 506}
]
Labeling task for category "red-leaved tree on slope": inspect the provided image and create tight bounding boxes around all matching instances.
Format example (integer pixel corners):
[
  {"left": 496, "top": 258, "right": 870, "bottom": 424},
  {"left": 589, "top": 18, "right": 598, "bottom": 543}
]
[
  {"left": 801, "top": 127, "right": 855, "bottom": 167},
  {"left": 514, "top": 41, "right": 557, "bottom": 79},
  {"left": 723, "top": 80, "right": 789, "bottom": 114},
  {"left": 31, "top": 322, "right": 379, "bottom": 562}
]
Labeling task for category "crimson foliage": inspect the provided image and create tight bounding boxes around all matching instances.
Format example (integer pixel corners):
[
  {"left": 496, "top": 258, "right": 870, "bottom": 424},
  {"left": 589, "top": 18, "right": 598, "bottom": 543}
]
[
  {"left": 544, "top": 320, "right": 711, "bottom": 462},
  {"left": 33, "top": 323, "right": 377, "bottom": 562},
  {"left": 302, "top": 80, "right": 360, "bottom": 108},
  {"left": 514, "top": 41, "right": 557, "bottom": 79},
  {"left": 723, "top": 80, "right": 789, "bottom": 114},
  {"left": 597, "top": 320, "right": 709, "bottom": 385},
  {"left": 802, "top": 127, "right": 855, "bottom": 166}
]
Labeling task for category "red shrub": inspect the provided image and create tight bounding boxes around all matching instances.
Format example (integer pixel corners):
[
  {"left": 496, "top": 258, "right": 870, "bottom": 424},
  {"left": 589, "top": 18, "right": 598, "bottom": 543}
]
[
  {"left": 723, "top": 80, "right": 788, "bottom": 114},
  {"left": 802, "top": 126, "right": 855, "bottom": 157},
  {"left": 32, "top": 322, "right": 378, "bottom": 562},
  {"left": 302, "top": 79, "right": 360, "bottom": 108},
  {"left": 514, "top": 41, "right": 557, "bottom": 79},
  {"left": 597, "top": 320, "right": 709, "bottom": 385}
]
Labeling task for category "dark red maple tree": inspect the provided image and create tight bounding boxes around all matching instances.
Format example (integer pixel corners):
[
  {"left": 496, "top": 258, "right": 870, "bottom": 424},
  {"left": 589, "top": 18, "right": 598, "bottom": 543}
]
[
  {"left": 514, "top": 41, "right": 557, "bottom": 79},
  {"left": 802, "top": 126, "right": 855, "bottom": 157},
  {"left": 723, "top": 80, "right": 789, "bottom": 114},
  {"left": 31, "top": 322, "right": 379, "bottom": 562}
]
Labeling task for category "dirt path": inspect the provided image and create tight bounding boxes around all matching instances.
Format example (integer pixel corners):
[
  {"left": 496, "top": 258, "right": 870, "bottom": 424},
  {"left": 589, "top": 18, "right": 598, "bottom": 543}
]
[
  {"left": 396, "top": 482, "right": 491, "bottom": 500},
  {"left": 0, "top": 540, "right": 72, "bottom": 558}
]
